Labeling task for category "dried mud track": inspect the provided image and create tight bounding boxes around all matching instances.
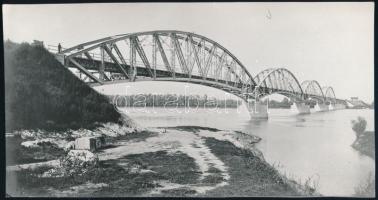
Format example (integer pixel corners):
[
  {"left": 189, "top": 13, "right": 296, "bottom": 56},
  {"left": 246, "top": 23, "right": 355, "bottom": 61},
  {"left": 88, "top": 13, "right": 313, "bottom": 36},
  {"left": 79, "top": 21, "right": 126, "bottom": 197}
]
[{"left": 98, "top": 128, "right": 239, "bottom": 194}]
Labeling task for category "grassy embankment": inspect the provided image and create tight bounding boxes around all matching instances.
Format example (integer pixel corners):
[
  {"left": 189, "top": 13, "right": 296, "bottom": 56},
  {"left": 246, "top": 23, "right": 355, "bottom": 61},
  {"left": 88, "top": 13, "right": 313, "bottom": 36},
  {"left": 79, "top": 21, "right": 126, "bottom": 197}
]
[{"left": 4, "top": 41, "right": 123, "bottom": 132}]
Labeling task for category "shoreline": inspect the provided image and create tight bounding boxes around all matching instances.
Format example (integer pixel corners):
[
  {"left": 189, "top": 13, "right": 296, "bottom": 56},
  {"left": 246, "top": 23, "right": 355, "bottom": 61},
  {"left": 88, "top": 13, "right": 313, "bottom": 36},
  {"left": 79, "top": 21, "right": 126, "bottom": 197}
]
[
  {"left": 351, "top": 131, "right": 375, "bottom": 159},
  {"left": 6, "top": 125, "right": 317, "bottom": 197}
]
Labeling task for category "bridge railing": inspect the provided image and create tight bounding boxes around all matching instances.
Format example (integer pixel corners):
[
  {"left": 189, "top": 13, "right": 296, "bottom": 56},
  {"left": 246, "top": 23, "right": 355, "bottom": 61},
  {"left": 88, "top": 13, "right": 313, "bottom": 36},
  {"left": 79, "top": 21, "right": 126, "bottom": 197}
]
[
  {"left": 47, "top": 44, "right": 188, "bottom": 72},
  {"left": 47, "top": 45, "right": 105, "bottom": 61}
]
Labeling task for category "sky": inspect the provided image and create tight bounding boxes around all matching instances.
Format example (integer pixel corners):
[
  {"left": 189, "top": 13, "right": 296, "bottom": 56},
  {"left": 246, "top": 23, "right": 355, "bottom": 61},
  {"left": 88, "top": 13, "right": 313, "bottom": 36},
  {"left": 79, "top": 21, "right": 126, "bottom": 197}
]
[{"left": 3, "top": 2, "right": 374, "bottom": 102}]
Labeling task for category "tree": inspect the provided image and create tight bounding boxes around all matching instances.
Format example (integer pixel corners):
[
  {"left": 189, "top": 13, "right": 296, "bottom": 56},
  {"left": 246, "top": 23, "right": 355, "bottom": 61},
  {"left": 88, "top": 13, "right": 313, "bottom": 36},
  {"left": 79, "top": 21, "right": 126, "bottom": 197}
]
[{"left": 351, "top": 117, "right": 367, "bottom": 137}]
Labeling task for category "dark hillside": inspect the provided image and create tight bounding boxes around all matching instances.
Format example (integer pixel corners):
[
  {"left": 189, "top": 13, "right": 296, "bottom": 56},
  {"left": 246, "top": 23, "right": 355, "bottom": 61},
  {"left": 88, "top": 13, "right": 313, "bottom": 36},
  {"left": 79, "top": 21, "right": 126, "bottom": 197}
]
[{"left": 4, "top": 41, "right": 122, "bottom": 131}]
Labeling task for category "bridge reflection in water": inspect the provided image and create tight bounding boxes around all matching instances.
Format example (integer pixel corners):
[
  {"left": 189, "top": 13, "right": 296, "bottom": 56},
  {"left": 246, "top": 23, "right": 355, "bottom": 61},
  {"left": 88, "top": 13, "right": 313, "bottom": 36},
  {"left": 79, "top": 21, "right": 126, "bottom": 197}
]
[{"left": 50, "top": 30, "right": 347, "bottom": 119}]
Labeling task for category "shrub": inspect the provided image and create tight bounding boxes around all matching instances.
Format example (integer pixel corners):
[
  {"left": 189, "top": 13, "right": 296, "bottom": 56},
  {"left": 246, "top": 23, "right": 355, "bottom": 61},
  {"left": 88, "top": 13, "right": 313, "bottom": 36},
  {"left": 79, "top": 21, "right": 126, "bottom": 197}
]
[{"left": 351, "top": 117, "right": 367, "bottom": 137}]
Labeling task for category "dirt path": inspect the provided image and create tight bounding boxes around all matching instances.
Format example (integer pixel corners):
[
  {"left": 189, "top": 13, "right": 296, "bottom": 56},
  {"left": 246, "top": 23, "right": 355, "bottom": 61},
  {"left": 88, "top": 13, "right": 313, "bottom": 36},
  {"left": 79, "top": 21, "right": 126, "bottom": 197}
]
[{"left": 98, "top": 128, "right": 238, "bottom": 194}]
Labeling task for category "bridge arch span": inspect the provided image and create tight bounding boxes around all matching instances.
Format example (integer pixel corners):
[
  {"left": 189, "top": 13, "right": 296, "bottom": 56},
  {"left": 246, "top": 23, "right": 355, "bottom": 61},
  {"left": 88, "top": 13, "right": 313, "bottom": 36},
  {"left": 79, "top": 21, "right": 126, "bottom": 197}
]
[
  {"left": 301, "top": 80, "right": 325, "bottom": 101},
  {"left": 252, "top": 68, "right": 304, "bottom": 100},
  {"left": 58, "top": 30, "right": 257, "bottom": 100},
  {"left": 322, "top": 86, "right": 336, "bottom": 103}
]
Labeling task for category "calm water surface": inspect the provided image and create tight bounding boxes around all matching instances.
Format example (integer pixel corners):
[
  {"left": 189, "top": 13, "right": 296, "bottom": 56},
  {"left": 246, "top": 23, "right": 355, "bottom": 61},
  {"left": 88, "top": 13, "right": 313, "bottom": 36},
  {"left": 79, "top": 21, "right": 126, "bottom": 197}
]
[{"left": 120, "top": 106, "right": 375, "bottom": 196}]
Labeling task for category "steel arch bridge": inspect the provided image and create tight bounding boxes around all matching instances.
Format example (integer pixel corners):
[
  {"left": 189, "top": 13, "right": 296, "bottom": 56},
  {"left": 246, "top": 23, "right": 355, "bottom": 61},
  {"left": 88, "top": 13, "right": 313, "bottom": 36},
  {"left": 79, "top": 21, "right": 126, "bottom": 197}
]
[
  {"left": 57, "top": 30, "right": 256, "bottom": 100},
  {"left": 53, "top": 30, "right": 345, "bottom": 105}
]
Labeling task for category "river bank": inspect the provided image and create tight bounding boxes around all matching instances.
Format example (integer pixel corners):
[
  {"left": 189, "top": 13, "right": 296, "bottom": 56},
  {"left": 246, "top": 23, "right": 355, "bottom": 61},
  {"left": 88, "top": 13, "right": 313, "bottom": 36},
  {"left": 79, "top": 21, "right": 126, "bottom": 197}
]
[
  {"left": 6, "top": 125, "right": 317, "bottom": 197},
  {"left": 350, "top": 117, "right": 375, "bottom": 197},
  {"left": 352, "top": 130, "right": 375, "bottom": 159}
]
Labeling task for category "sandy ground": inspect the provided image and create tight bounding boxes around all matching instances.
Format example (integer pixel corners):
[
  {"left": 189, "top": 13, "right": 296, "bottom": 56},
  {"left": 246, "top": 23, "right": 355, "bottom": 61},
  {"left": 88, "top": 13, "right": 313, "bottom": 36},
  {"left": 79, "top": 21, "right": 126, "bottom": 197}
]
[{"left": 98, "top": 128, "right": 241, "bottom": 194}]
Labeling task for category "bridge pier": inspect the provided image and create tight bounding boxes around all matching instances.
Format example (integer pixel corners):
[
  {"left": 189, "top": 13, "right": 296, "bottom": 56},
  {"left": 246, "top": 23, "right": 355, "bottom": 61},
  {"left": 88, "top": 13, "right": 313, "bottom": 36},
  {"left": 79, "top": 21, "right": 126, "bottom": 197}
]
[
  {"left": 291, "top": 102, "right": 310, "bottom": 114},
  {"left": 315, "top": 103, "right": 329, "bottom": 112},
  {"left": 246, "top": 100, "right": 269, "bottom": 119}
]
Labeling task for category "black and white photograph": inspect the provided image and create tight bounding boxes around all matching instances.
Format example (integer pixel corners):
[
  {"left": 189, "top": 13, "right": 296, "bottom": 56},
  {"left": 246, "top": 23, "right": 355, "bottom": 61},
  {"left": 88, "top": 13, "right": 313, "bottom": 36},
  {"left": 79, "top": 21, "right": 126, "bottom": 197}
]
[{"left": 3, "top": 2, "right": 375, "bottom": 197}]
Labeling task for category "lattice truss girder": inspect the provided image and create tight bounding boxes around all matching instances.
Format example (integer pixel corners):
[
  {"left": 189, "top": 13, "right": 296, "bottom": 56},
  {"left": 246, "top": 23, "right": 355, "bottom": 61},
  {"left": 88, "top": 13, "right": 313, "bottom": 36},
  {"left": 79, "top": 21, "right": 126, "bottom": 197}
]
[
  {"left": 322, "top": 86, "right": 337, "bottom": 103},
  {"left": 252, "top": 68, "right": 304, "bottom": 100},
  {"left": 301, "top": 80, "right": 325, "bottom": 101},
  {"left": 60, "top": 31, "right": 256, "bottom": 93}
]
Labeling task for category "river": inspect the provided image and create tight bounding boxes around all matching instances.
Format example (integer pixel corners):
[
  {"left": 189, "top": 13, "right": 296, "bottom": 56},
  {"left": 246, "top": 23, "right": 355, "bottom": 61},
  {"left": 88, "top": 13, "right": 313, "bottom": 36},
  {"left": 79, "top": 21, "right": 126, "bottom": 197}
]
[{"left": 119, "top": 106, "right": 375, "bottom": 196}]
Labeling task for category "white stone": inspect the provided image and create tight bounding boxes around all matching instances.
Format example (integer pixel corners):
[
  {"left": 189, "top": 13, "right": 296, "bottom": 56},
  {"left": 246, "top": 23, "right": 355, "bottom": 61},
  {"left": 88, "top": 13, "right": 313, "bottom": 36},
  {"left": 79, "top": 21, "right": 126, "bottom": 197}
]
[
  {"left": 20, "top": 130, "right": 37, "bottom": 139},
  {"left": 97, "top": 122, "right": 136, "bottom": 137},
  {"left": 21, "top": 140, "right": 39, "bottom": 148},
  {"left": 66, "top": 150, "right": 97, "bottom": 162},
  {"left": 21, "top": 139, "right": 53, "bottom": 148}
]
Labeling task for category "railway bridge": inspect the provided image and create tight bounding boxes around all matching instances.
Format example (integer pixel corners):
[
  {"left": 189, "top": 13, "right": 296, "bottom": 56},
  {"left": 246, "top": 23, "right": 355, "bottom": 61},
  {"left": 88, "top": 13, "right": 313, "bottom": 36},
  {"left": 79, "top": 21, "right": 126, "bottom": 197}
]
[{"left": 50, "top": 30, "right": 347, "bottom": 118}]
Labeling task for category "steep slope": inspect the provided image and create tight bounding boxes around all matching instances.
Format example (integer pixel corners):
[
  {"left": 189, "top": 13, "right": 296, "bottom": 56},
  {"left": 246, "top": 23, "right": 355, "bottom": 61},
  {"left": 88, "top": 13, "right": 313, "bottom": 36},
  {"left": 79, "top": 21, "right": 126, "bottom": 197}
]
[{"left": 4, "top": 41, "right": 123, "bottom": 131}]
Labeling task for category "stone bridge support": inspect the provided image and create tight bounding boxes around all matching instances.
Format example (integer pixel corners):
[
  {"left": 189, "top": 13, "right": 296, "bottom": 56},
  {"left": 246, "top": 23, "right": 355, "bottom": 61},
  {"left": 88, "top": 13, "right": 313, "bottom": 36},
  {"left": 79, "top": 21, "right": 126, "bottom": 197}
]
[
  {"left": 246, "top": 100, "right": 269, "bottom": 119},
  {"left": 315, "top": 102, "right": 329, "bottom": 112},
  {"left": 329, "top": 103, "right": 336, "bottom": 110},
  {"left": 291, "top": 102, "right": 310, "bottom": 114}
]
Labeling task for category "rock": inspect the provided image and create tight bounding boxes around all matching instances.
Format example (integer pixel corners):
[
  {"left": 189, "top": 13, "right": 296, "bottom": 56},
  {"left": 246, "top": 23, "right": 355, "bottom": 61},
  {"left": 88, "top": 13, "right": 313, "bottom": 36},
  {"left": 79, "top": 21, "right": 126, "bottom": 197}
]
[
  {"left": 19, "top": 130, "right": 37, "bottom": 140},
  {"left": 64, "top": 150, "right": 98, "bottom": 163},
  {"left": 60, "top": 150, "right": 99, "bottom": 176},
  {"left": 97, "top": 122, "right": 137, "bottom": 137},
  {"left": 21, "top": 139, "right": 54, "bottom": 148},
  {"left": 40, "top": 167, "right": 65, "bottom": 178},
  {"left": 71, "top": 129, "right": 101, "bottom": 138},
  {"left": 21, "top": 140, "right": 40, "bottom": 148}
]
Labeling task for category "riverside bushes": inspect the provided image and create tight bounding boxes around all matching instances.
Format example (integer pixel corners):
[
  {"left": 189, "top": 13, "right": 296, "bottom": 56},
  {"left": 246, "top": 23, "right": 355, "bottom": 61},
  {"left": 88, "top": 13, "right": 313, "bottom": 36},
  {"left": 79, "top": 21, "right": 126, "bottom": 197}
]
[
  {"left": 4, "top": 40, "right": 123, "bottom": 132},
  {"left": 351, "top": 117, "right": 367, "bottom": 137},
  {"left": 351, "top": 117, "right": 374, "bottom": 159}
]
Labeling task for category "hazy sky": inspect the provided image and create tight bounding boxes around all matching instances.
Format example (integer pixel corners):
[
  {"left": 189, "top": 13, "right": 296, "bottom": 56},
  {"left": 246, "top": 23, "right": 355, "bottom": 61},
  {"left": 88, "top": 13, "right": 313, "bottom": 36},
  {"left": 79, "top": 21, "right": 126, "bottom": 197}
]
[{"left": 3, "top": 3, "right": 374, "bottom": 102}]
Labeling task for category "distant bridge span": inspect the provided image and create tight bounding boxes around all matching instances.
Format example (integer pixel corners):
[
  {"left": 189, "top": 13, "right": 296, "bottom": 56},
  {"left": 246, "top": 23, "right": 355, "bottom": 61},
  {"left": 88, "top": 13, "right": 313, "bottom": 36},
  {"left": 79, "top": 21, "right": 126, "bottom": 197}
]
[{"left": 51, "top": 30, "right": 347, "bottom": 118}]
